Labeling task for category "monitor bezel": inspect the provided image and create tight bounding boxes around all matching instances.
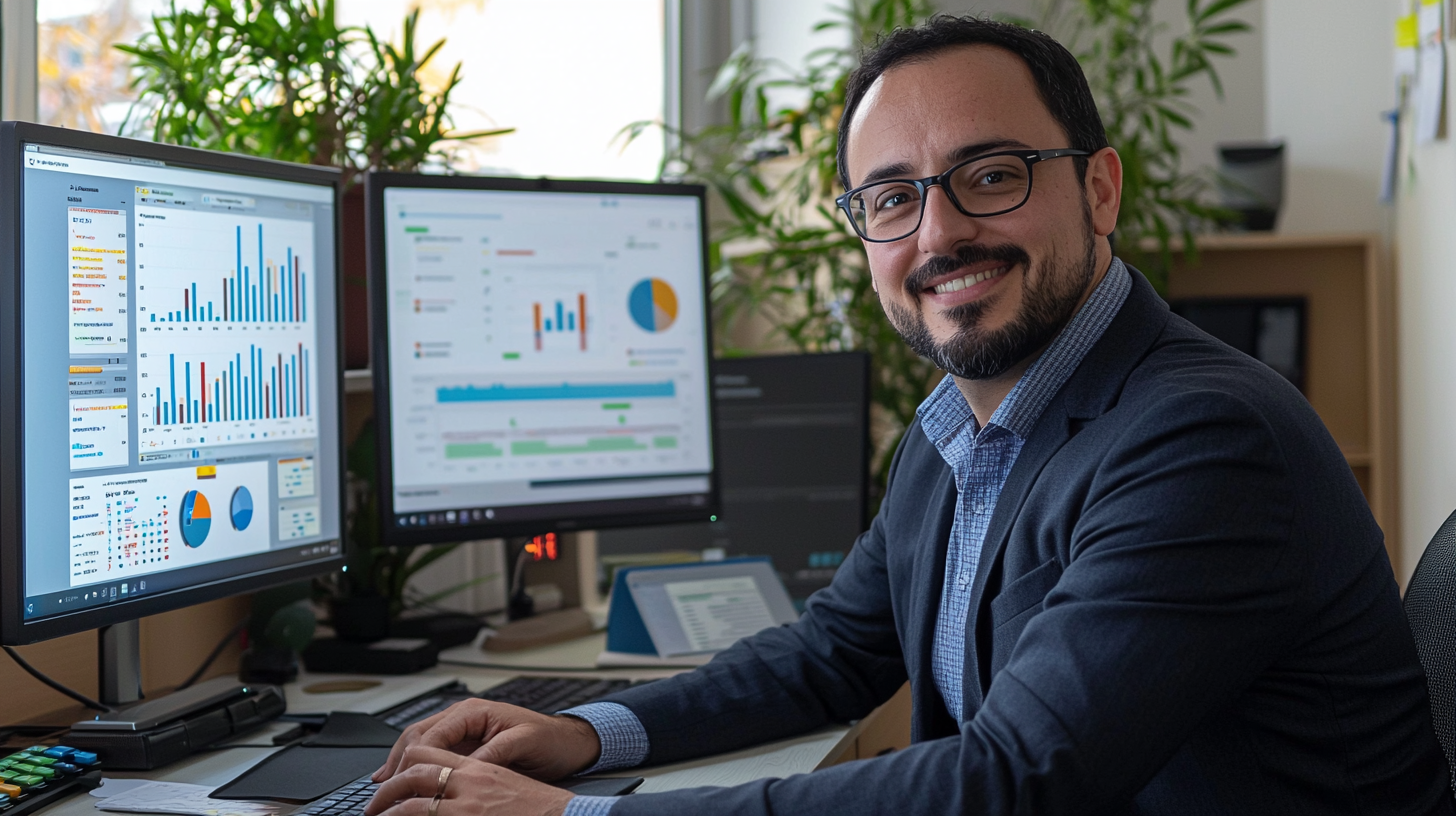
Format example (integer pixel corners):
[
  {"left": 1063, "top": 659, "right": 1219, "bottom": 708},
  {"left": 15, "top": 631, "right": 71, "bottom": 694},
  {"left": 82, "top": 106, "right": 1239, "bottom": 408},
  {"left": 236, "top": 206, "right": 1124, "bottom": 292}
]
[
  {"left": 0, "top": 121, "right": 348, "bottom": 645},
  {"left": 365, "top": 171, "right": 722, "bottom": 546}
]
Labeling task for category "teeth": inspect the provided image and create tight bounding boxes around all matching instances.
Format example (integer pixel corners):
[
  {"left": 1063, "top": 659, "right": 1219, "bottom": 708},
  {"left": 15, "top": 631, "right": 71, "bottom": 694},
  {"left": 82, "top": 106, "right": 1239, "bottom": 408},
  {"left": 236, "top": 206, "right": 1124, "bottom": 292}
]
[{"left": 933, "top": 266, "right": 1008, "bottom": 295}]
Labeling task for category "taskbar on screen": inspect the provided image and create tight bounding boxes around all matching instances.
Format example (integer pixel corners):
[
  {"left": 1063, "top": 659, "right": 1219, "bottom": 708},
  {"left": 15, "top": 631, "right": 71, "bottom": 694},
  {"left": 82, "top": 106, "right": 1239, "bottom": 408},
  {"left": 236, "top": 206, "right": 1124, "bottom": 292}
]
[{"left": 22, "top": 540, "right": 340, "bottom": 621}]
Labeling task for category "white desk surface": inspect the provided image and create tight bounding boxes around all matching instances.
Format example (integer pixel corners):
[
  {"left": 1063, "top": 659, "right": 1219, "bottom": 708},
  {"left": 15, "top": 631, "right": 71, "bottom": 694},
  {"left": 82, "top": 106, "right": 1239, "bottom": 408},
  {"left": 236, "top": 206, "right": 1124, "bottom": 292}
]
[{"left": 39, "top": 636, "right": 855, "bottom": 815}]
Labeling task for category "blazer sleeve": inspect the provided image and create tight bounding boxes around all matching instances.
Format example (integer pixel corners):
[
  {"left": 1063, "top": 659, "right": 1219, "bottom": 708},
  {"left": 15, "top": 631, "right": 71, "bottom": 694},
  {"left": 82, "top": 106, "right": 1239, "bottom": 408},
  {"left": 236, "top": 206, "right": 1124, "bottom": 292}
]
[
  {"left": 595, "top": 436, "right": 915, "bottom": 766},
  {"left": 608, "top": 390, "right": 1311, "bottom": 816}
]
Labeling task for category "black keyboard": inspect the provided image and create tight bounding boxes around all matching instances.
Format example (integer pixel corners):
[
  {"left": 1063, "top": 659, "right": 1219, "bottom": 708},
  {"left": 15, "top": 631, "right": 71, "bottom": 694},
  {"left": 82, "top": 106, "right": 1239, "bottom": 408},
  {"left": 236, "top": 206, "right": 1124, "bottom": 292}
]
[{"left": 381, "top": 677, "right": 639, "bottom": 729}]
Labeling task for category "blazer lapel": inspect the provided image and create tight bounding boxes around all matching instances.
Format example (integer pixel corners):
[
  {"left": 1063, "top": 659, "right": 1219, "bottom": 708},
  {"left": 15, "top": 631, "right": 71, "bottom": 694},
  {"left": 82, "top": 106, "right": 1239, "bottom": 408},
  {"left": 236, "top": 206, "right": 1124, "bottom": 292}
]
[
  {"left": 961, "top": 267, "right": 1174, "bottom": 707},
  {"left": 909, "top": 460, "right": 961, "bottom": 740},
  {"left": 961, "top": 395, "right": 1076, "bottom": 709}
]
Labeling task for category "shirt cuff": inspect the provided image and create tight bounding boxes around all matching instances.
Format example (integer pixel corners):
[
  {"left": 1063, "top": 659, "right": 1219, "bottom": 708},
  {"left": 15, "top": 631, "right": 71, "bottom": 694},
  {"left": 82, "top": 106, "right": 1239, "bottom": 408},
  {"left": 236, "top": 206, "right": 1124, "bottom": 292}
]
[
  {"left": 558, "top": 701, "right": 650, "bottom": 773},
  {"left": 562, "top": 795, "right": 619, "bottom": 816}
]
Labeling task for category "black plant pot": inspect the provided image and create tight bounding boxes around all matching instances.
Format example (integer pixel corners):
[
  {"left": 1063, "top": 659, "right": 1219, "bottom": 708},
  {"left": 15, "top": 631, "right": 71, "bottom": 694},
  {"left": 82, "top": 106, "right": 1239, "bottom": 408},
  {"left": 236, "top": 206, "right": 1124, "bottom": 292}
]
[{"left": 331, "top": 595, "right": 391, "bottom": 643}]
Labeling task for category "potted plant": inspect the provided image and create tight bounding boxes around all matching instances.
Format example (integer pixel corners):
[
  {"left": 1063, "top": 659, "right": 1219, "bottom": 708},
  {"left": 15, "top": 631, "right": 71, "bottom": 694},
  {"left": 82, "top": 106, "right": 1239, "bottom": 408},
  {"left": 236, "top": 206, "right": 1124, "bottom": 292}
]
[{"left": 118, "top": 0, "right": 509, "bottom": 640}]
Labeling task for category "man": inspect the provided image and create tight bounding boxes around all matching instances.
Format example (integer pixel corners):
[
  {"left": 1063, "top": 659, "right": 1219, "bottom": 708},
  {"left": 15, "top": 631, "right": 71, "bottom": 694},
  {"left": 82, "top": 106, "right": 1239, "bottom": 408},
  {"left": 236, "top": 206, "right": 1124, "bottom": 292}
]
[{"left": 363, "top": 17, "right": 1452, "bottom": 816}]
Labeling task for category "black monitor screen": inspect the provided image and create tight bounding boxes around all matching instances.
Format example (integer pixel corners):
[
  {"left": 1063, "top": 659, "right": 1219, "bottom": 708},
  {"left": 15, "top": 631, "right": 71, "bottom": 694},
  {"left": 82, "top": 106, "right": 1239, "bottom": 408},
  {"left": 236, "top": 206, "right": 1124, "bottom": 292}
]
[
  {"left": 0, "top": 123, "right": 345, "bottom": 644},
  {"left": 598, "top": 352, "right": 871, "bottom": 600},
  {"left": 366, "top": 173, "right": 718, "bottom": 544}
]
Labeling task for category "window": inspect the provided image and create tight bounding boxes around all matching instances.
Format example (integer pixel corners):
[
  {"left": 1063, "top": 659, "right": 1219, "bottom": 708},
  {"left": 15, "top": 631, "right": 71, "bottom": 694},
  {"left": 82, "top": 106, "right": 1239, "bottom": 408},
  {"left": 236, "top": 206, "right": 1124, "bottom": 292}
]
[
  {"left": 37, "top": 0, "right": 170, "bottom": 133},
  {"left": 336, "top": 0, "right": 667, "bottom": 180}
]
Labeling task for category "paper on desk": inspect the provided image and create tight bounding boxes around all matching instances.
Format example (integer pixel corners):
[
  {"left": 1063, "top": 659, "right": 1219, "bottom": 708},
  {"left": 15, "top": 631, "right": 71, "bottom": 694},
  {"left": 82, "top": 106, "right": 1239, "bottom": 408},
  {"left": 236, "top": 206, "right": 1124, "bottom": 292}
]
[{"left": 93, "top": 780, "right": 283, "bottom": 816}]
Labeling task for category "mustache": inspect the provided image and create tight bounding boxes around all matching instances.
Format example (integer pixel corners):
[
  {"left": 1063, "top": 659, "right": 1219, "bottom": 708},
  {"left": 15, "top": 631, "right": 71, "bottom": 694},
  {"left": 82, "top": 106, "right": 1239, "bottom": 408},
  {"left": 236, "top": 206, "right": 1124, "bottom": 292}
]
[{"left": 902, "top": 244, "right": 1031, "bottom": 296}]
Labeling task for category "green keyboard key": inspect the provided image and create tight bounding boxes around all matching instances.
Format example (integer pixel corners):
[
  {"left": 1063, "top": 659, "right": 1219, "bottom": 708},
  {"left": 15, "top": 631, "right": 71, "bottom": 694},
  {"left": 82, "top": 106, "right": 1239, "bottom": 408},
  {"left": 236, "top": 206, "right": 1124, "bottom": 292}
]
[
  {"left": 16, "top": 766, "right": 55, "bottom": 780},
  {"left": 10, "top": 775, "right": 43, "bottom": 790},
  {"left": 21, "top": 756, "right": 55, "bottom": 767}
]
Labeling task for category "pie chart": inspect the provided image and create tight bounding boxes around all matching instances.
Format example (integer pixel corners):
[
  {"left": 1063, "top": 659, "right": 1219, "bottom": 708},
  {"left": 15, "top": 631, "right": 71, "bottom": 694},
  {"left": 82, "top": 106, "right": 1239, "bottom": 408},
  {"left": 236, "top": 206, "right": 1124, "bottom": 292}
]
[
  {"left": 628, "top": 278, "right": 678, "bottom": 333},
  {"left": 180, "top": 490, "right": 212, "bottom": 548},
  {"left": 231, "top": 486, "right": 253, "bottom": 531}
]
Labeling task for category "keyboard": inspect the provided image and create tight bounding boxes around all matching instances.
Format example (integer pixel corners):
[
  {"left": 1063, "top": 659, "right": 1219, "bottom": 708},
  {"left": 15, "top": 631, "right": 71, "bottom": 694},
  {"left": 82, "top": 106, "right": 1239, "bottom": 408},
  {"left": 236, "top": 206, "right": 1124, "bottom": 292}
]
[
  {"left": 0, "top": 745, "right": 100, "bottom": 816},
  {"left": 381, "top": 676, "right": 640, "bottom": 729}
]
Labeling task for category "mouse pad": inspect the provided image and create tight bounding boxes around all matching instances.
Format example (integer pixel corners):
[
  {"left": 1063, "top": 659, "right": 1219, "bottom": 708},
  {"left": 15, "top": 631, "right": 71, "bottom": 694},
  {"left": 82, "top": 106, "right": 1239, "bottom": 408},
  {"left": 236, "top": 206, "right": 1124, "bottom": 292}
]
[{"left": 212, "top": 713, "right": 401, "bottom": 803}]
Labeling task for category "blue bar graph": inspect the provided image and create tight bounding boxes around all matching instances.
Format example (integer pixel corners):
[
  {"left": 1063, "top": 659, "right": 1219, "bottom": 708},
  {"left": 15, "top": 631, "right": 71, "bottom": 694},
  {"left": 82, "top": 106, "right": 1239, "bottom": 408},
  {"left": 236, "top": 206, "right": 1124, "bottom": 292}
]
[
  {"left": 153, "top": 342, "right": 312, "bottom": 426},
  {"left": 148, "top": 223, "right": 306, "bottom": 324}
]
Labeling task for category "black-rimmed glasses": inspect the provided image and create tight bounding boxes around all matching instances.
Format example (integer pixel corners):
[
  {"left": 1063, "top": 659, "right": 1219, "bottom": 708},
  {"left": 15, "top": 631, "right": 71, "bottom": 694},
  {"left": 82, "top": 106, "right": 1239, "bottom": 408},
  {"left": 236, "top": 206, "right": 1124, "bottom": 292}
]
[{"left": 835, "top": 148, "right": 1091, "bottom": 243}]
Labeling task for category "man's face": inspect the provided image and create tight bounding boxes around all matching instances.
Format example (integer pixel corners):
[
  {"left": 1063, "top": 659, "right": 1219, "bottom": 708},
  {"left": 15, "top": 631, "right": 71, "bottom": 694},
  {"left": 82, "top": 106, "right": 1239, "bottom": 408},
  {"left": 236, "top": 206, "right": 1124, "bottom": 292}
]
[{"left": 844, "top": 45, "right": 1114, "bottom": 380}]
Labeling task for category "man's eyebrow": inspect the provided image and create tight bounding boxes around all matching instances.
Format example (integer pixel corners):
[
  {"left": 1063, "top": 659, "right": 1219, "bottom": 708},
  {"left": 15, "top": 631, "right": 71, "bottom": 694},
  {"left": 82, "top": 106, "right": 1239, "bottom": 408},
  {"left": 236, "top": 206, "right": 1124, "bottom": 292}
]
[
  {"left": 854, "top": 139, "right": 1034, "bottom": 188},
  {"left": 947, "top": 139, "right": 1032, "bottom": 164}
]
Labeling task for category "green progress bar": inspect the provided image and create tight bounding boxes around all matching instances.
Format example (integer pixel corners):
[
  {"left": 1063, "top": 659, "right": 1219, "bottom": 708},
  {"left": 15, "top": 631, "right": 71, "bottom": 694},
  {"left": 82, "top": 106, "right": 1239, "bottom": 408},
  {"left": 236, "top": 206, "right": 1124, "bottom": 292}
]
[
  {"left": 652, "top": 436, "right": 678, "bottom": 449},
  {"left": 602, "top": 402, "right": 631, "bottom": 410},
  {"left": 445, "top": 442, "right": 505, "bottom": 459},
  {"left": 503, "top": 352, "right": 521, "bottom": 360},
  {"left": 511, "top": 437, "right": 648, "bottom": 456},
  {"left": 404, "top": 226, "right": 429, "bottom": 233}
]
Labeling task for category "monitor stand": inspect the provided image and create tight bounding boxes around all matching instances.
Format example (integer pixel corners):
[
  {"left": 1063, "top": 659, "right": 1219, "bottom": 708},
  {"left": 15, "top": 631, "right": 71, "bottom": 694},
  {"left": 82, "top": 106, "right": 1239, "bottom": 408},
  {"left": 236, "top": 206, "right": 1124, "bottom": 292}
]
[
  {"left": 98, "top": 620, "right": 143, "bottom": 706},
  {"left": 91, "top": 620, "right": 250, "bottom": 726}
]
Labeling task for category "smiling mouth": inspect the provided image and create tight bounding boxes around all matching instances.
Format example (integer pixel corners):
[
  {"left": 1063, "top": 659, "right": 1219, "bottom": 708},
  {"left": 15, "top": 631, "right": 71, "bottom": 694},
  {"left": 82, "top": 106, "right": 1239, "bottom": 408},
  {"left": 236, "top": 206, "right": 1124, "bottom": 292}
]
[{"left": 930, "top": 265, "right": 1011, "bottom": 295}]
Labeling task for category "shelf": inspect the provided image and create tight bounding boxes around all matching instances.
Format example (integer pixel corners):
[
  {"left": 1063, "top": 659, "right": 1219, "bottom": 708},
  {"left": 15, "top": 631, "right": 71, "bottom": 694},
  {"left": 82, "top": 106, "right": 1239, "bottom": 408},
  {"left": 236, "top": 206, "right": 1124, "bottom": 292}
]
[{"left": 1140, "top": 232, "right": 1379, "bottom": 253}]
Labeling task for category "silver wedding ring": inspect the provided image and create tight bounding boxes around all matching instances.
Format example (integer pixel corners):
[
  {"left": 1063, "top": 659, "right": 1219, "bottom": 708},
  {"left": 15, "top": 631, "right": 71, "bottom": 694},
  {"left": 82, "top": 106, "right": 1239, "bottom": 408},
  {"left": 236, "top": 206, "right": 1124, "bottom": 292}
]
[{"left": 427, "top": 795, "right": 443, "bottom": 816}]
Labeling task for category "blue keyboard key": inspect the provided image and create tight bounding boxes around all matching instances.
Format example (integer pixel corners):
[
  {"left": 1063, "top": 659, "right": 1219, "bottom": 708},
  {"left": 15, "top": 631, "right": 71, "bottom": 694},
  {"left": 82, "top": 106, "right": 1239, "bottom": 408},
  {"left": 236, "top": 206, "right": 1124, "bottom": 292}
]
[
  {"left": 41, "top": 748, "right": 73, "bottom": 760},
  {"left": 52, "top": 762, "right": 78, "bottom": 773},
  {"left": 0, "top": 792, "right": 10, "bottom": 806},
  {"left": 69, "top": 751, "right": 98, "bottom": 767}
]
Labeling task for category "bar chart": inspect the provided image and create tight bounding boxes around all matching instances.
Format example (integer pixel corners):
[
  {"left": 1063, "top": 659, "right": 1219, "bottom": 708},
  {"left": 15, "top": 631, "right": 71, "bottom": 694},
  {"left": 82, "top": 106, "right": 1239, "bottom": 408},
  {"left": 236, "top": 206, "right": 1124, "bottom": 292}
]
[
  {"left": 137, "top": 334, "right": 317, "bottom": 451},
  {"left": 133, "top": 204, "right": 320, "bottom": 451},
  {"left": 532, "top": 294, "right": 587, "bottom": 351},
  {"left": 133, "top": 207, "right": 314, "bottom": 328}
]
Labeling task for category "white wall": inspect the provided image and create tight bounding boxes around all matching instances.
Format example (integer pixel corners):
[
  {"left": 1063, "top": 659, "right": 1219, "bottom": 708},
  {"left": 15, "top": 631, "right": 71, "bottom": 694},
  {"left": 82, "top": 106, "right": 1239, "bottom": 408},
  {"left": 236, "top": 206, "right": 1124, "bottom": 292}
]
[
  {"left": 1265, "top": 0, "right": 1394, "bottom": 236},
  {"left": 1394, "top": 2, "right": 1456, "bottom": 581}
]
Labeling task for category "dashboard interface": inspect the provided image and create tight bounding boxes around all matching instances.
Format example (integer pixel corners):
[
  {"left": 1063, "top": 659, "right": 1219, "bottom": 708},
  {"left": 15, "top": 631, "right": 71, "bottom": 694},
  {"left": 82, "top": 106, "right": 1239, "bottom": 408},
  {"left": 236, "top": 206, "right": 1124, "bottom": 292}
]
[
  {"left": 20, "top": 142, "right": 342, "bottom": 621},
  {"left": 378, "top": 184, "right": 715, "bottom": 532}
]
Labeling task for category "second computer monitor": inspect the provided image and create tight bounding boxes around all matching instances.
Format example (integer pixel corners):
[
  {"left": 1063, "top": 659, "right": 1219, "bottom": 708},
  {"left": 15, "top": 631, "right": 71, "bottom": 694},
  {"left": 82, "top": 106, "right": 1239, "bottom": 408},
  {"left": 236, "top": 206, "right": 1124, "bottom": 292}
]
[
  {"left": 366, "top": 173, "right": 719, "bottom": 544},
  {"left": 598, "top": 352, "right": 871, "bottom": 601}
]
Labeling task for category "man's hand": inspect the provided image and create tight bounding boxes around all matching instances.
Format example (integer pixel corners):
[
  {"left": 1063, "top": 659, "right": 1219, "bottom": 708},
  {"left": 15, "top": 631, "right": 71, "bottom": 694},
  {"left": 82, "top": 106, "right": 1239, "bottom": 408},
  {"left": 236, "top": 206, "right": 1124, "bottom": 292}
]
[
  {"left": 372, "top": 699, "right": 602, "bottom": 783},
  {"left": 364, "top": 745, "right": 574, "bottom": 816}
]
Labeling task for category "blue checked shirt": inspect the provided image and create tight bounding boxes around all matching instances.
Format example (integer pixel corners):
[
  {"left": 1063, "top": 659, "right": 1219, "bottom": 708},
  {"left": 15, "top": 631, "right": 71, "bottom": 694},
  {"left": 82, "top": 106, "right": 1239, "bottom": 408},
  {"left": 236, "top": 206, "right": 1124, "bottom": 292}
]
[{"left": 561, "top": 260, "right": 1132, "bottom": 815}]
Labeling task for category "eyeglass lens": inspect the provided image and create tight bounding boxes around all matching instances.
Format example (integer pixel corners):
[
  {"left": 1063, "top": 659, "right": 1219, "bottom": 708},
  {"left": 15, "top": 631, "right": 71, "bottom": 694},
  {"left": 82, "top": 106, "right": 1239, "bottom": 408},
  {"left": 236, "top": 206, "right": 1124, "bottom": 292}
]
[{"left": 847, "top": 155, "right": 1032, "bottom": 241}]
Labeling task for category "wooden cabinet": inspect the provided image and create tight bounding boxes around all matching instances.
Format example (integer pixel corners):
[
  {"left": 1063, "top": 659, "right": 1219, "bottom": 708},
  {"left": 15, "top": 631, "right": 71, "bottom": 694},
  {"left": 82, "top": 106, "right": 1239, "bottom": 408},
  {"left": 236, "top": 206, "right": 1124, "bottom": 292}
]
[{"left": 1160, "top": 233, "right": 1398, "bottom": 570}]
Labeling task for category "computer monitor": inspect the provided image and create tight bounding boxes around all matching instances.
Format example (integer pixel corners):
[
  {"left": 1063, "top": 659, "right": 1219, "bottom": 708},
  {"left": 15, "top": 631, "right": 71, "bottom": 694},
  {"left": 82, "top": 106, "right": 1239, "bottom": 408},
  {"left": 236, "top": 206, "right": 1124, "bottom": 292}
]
[
  {"left": 598, "top": 352, "right": 871, "bottom": 601},
  {"left": 365, "top": 173, "right": 718, "bottom": 546},
  {"left": 0, "top": 124, "right": 345, "bottom": 669}
]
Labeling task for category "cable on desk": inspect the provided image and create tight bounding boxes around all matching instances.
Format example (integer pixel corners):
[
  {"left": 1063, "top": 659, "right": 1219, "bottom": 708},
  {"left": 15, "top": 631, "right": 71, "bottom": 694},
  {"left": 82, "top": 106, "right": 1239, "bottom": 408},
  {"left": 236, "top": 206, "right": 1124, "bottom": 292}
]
[
  {"left": 175, "top": 619, "right": 248, "bottom": 691},
  {"left": 2, "top": 645, "right": 112, "bottom": 713}
]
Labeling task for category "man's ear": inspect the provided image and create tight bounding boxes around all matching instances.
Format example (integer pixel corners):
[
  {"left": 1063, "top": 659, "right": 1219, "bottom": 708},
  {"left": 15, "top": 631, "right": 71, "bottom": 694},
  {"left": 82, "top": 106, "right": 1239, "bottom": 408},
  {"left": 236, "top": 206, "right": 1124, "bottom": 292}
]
[{"left": 1085, "top": 147, "right": 1123, "bottom": 238}]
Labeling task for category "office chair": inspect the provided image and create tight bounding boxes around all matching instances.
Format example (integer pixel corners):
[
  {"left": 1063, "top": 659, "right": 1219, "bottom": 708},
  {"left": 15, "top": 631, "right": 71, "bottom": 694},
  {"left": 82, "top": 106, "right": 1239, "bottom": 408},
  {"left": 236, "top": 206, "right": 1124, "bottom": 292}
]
[{"left": 1404, "top": 507, "right": 1456, "bottom": 799}]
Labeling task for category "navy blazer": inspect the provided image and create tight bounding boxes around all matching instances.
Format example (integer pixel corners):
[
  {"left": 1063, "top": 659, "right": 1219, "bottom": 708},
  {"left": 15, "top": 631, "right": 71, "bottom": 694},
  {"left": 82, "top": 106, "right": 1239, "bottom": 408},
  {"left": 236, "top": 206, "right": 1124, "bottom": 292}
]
[{"left": 603, "top": 269, "right": 1453, "bottom": 815}]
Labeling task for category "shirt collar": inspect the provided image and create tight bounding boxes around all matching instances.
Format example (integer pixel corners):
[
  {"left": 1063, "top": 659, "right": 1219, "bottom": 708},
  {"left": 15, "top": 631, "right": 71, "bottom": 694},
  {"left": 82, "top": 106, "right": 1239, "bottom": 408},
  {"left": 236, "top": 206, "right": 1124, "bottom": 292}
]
[{"left": 917, "top": 257, "right": 1133, "bottom": 447}]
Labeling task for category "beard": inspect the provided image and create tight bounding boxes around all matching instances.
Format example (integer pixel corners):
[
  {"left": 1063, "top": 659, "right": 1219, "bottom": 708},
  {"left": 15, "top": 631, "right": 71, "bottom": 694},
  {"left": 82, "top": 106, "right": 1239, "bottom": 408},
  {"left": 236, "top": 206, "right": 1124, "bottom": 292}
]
[{"left": 885, "top": 216, "right": 1099, "bottom": 381}]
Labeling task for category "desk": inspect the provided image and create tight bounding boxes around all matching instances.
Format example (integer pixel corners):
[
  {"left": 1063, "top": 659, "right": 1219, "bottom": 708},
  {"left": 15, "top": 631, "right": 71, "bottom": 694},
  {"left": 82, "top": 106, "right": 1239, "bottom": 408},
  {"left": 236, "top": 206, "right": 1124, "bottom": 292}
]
[{"left": 32, "top": 633, "right": 910, "bottom": 814}]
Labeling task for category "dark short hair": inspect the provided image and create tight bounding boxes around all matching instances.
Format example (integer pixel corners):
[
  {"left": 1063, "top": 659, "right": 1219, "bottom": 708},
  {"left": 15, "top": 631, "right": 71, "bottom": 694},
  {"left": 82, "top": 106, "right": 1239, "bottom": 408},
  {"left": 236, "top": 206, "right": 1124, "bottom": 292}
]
[{"left": 836, "top": 15, "right": 1109, "bottom": 189}]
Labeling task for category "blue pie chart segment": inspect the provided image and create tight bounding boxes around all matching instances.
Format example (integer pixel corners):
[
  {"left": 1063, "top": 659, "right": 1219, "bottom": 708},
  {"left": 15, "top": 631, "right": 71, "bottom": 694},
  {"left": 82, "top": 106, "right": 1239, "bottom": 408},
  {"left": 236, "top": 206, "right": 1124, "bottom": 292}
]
[
  {"left": 231, "top": 486, "right": 254, "bottom": 531},
  {"left": 180, "top": 490, "right": 212, "bottom": 548}
]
